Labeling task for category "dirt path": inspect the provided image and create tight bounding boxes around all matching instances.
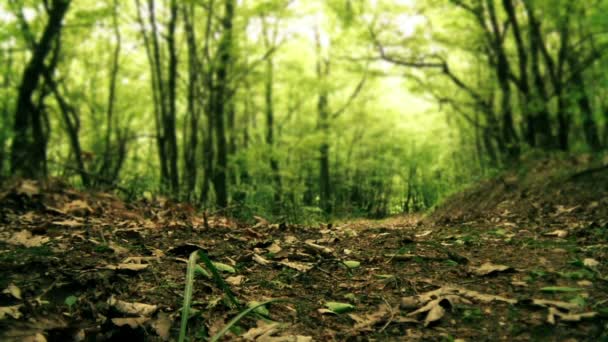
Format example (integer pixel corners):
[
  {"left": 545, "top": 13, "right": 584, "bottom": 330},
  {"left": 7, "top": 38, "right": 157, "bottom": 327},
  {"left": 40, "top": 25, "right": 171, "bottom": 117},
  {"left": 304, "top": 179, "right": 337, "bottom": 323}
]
[{"left": 0, "top": 181, "right": 607, "bottom": 341}]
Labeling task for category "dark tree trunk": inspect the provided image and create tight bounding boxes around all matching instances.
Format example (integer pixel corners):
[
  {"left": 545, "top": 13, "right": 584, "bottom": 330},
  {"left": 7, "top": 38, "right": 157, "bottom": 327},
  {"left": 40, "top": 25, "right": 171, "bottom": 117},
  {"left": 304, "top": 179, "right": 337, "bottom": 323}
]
[
  {"left": 183, "top": 4, "right": 200, "bottom": 198},
  {"left": 316, "top": 33, "right": 331, "bottom": 215},
  {"left": 212, "top": 0, "right": 236, "bottom": 208},
  {"left": 10, "top": 0, "right": 70, "bottom": 178},
  {"left": 166, "top": 0, "right": 180, "bottom": 193},
  {"left": 485, "top": 0, "right": 519, "bottom": 161},
  {"left": 502, "top": 0, "right": 535, "bottom": 148},
  {"left": 569, "top": 60, "right": 602, "bottom": 151},
  {"left": 262, "top": 18, "right": 282, "bottom": 210},
  {"left": 99, "top": 0, "right": 122, "bottom": 182}
]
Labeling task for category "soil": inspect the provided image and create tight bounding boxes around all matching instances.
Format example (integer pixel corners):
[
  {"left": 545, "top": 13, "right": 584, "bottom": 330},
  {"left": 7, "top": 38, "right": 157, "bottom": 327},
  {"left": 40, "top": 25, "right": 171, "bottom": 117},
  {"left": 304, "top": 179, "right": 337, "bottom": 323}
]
[{"left": 0, "top": 158, "right": 607, "bottom": 341}]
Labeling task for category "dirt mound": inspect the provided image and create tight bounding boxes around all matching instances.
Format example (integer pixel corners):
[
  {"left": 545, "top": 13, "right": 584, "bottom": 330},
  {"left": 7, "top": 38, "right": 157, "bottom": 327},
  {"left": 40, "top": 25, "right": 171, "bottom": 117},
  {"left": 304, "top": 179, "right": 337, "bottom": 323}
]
[{"left": 427, "top": 155, "right": 608, "bottom": 229}]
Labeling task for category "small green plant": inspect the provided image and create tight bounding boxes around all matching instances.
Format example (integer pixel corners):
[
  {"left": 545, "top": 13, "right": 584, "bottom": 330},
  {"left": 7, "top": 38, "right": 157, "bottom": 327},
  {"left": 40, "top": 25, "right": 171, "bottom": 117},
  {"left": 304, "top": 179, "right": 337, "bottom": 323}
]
[
  {"left": 94, "top": 244, "right": 113, "bottom": 253},
  {"left": 64, "top": 295, "right": 78, "bottom": 313},
  {"left": 179, "top": 250, "right": 263, "bottom": 342}
]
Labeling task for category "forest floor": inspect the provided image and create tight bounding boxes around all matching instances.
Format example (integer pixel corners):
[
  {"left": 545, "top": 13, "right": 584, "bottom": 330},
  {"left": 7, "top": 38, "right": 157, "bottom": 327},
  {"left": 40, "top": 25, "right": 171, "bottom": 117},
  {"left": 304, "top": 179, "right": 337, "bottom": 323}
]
[{"left": 1, "top": 156, "right": 608, "bottom": 341}]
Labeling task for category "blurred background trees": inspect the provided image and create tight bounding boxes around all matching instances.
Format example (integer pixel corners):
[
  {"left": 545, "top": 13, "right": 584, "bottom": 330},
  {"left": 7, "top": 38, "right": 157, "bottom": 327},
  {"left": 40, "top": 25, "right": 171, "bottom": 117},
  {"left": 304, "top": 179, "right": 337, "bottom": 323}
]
[{"left": 1, "top": 0, "right": 607, "bottom": 221}]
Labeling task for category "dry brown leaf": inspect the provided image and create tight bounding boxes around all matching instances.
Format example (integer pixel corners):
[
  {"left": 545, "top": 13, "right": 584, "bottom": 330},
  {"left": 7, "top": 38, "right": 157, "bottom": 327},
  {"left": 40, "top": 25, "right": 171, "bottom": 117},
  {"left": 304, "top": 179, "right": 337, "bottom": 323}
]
[
  {"left": 109, "top": 242, "right": 129, "bottom": 255},
  {"left": 348, "top": 304, "right": 392, "bottom": 331},
  {"left": 151, "top": 312, "right": 172, "bottom": 341},
  {"left": 267, "top": 242, "right": 282, "bottom": 254},
  {"left": 303, "top": 241, "right": 334, "bottom": 256},
  {"left": 9, "top": 230, "right": 50, "bottom": 247},
  {"left": 52, "top": 219, "right": 85, "bottom": 228},
  {"left": 226, "top": 275, "right": 245, "bottom": 286},
  {"left": 253, "top": 216, "right": 270, "bottom": 228},
  {"left": 3, "top": 284, "right": 22, "bottom": 300},
  {"left": 544, "top": 230, "right": 568, "bottom": 238},
  {"left": 108, "top": 296, "right": 157, "bottom": 316},
  {"left": 242, "top": 320, "right": 282, "bottom": 340},
  {"left": 283, "top": 235, "right": 297, "bottom": 244},
  {"left": 253, "top": 254, "right": 272, "bottom": 266},
  {"left": 531, "top": 299, "right": 581, "bottom": 311},
  {"left": 424, "top": 302, "right": 446, "bottom": 327},
  {"left": 547, "top": 307, "right": 597, "bottom": 324},
  {"left": 0, "top": 305, "right": 23, "bottom": 320},
  {"left": 583, "top": 258, "right": 599, "bottom": 267},
  {"left": 17, "top": 180, "right": 40, "bottom": 197},
  {"left": 111, "top": 317, "right": 150, "bottom": 328},
  {"left": 471, "top": 262, "right": 514, "bottom": 276},
  {"left": 278, "top": 259, "right": 313, "bottom": 272},
  {"left": 62, "top": 200, "right": 93, "bottom": 217},
  {"left": 104, "top": 264, "right": 149, "bottom": 272}
]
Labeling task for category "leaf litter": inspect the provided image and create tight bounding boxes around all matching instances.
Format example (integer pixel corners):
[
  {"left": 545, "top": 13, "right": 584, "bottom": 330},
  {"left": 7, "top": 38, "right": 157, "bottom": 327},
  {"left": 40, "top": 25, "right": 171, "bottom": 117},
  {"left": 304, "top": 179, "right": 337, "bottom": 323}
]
[{"left": 0, "top": 178, "right": 607, "bottom": 340}]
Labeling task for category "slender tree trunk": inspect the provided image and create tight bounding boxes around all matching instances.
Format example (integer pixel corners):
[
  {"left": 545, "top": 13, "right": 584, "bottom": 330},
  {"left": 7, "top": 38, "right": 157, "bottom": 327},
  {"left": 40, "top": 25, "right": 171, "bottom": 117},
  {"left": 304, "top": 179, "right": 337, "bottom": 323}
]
[
  {"left": 166, "top": 0, "right": 179, "bottom": 193},
  {"left": 315, "top": 28, "right": 332, "bottom": 215},
  {"left": 212, "top": 0, "right": 236, "bottom": 208},
  {"left": 100, "top": 0, "right": 121, "bottom": 181},
  {"left": 183, "top": 4, "right": 200, "bottom": 198},
  {"left": 11, "top": 0, "right": 70, "bottom": 178},
  {"left": 569, "top": 57, "right": 602, "bottom": 151},
  {"left": 485, "top": 0, "right": 519, "bottom": 161},
  {"left": 262, "top": 18, "right": 282, "bottom": 210}
]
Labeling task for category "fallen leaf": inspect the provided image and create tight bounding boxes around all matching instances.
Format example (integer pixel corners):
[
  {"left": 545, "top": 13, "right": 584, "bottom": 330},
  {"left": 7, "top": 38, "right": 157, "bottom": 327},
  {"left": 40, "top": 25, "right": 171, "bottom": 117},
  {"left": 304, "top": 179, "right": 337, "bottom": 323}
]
[
  {"left": 212, "top": 262, "right": 236, "bottom": 273},
  {"left": 544, "top": 230, "right": 568, "bottom": 238},
  {"left": 324, "top": 302, "right": 355, "bottom": 314},
  {"left": 423, "top": 302, "right": 446, "bottom": 327},
  {"left": 547, "top": 307, "right": 597, "bottom": 324},
  {"left": 471, "top": 262, "right": 514, "bottom": 276},
  {"left": 577, "top": 280, "right": 593, "bottom": 287},
  {"left": 242, "top": 320, "right": 282, "bottom": 340},
  {"left": 108, "top": 242, "right": 129, "bottom": 255},
  {"left": 253, "top": 254, "right": 272, "bottom": 266},
  {"left": 0, "top": 305, "right": 23, "bottom": 320},
  {"left": 108, "top": 296, "right": 157, "bottom": 316},
  {"left": 283, "top": 235, "right": 297, "bottom": 244},
  {"left": 226, "top": 275, "right": 245, "bottom": 286},
  {"left": 343, "top": 260, "right": 361, "bottom": 269},
  {"left": 62, "top": 200, "right": 93, "bottom": 217},
  {"left": 9, "top": 230, "right": 50, "bottom": 247},
  {"left": 583, "top": 258, "right": 599, "bottom": 268},
  {"left": 278, "top": 259, "right": 313, "bottom": 272},
  {"left": 52, "top": 219, "right": 85, "bottom": 228},
  {"left": 303, "top": 241, "right": 334, "bottom": 256},
  {"left": 17, "top": 180, "right": 40, "bottom": 197},
  {"left": 111, "top": 317, "right": 150, "bottom": 328},
  {"left": 3, "top": 284, "right": 22, "bottom": 300},
  {"left": 530, "top": 299, "right": 581, "bottom": 311},
  {"left": 348, "top": 304, "right": 392, "bottom": 331},
  {"left": 267, "top": 242, "right": 282, "bottom": 254},
  {"left": 415, "top": 230, "right": 432, "bottom": 238},
  {"left": 104, "top": 264, "right": 149, "bottom": 272},
  {"left": 151, "top": 312, "right": 172, "bottom": 341}
]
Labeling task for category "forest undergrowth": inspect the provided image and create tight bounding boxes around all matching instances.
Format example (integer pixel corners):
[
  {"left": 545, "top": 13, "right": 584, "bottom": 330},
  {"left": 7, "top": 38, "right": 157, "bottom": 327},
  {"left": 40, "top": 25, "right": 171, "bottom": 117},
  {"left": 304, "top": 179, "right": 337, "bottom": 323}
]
[{"left": 0, "top": 156, "right": 607, "bottom": 341}]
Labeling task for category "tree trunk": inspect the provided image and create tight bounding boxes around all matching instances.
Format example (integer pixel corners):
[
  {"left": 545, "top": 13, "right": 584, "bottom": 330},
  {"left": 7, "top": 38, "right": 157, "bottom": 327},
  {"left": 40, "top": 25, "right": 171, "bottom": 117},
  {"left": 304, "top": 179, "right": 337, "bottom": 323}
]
[
  {"left": 262, "top": 18, "right": 282, "bottom": 210},
  {"left": 485, "top": 0, "right": 519, "bottom": 161},
  {"left": 99, "top": 0, "right": 121, "bottom": 182},
  {"left": 166, "top": 0, "right": 180, "bottom": 193},
  {"left": 183, "top": 4, "right": 200, "bottom": 198},
  {"left": 569, "top": 59, "right": 602, "bottom": 151},
  {"left": 11, "top": 0, "right": 71, "bottom": 178},
  {"left": 212, "top": 0, "right": 236, "bottom": 208}
]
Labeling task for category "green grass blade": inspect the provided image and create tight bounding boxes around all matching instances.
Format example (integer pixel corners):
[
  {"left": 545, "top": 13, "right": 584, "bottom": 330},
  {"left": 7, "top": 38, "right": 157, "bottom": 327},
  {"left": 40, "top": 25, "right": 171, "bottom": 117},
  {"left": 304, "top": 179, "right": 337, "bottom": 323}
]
[
  {"left": 178, "top": 250, "right": 200, "bottom": 342},
  {"left": 197, "top": 249, "right": 241, "bottom": 308},
  {"left": 209, "top": 299, "right": 282, "bottom": 342}
]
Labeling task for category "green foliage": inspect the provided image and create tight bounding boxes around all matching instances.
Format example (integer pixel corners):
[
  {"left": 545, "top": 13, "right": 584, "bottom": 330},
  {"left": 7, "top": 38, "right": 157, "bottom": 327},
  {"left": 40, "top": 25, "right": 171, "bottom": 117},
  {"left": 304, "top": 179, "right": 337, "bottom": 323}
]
[{"left": 1, "top": 0, "right": 606, "bottom": 221}]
